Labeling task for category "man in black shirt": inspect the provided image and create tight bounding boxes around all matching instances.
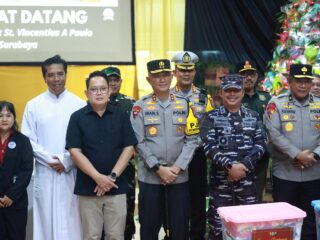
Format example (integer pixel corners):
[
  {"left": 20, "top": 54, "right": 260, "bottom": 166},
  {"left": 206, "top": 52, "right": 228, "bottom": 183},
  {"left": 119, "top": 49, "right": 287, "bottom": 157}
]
[{"left": 66, "top": 71, "right": 137, "bottom": 240}]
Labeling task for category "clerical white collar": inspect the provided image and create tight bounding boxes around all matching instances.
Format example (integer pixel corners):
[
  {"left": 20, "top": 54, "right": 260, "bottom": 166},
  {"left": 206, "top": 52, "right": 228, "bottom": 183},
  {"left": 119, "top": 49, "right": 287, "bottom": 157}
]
[{"left": 46, "top": 89, "right": 67, "bottom": 99}]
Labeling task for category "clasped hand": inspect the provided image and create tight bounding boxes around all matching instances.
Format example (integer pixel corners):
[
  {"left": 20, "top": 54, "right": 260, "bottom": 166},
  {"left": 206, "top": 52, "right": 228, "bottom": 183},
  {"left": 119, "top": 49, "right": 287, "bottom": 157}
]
[
  {"left": 228, "top": 163, "right": 248, "bottom": 182},
  {"left": 49, "top": 156, "right": 65, "bottom": 173},
  {"left": 0, "top": 195, "right": 13, "bottom": 208},
  {"left": 157, "top": 165, "right": 180, "bottom": 185},
  {"left": 293, "top": 150, "right": 317, "bottom": 169},
  {"left": 94, "top": 174, "right": 118, "bottom": 196}
]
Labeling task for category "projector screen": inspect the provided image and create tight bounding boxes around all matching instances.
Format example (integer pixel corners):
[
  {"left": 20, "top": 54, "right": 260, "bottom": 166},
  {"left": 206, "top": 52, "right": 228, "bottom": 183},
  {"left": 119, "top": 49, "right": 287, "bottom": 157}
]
[{"left": 0, "top": 0, "right": 135, "bottom": 65}]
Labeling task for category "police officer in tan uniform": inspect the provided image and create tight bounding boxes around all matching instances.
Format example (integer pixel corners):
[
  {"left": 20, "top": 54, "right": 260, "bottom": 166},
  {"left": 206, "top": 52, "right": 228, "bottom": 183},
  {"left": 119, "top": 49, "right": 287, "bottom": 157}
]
[
  {"left": 130, "top": 59, "right": 198, "bottom": 240},
  {"left": 171, "top": 51, "right": 212, "bottom": 240},
  {"left": 264, "top": 64, "right": 320, "bottom": 240}
]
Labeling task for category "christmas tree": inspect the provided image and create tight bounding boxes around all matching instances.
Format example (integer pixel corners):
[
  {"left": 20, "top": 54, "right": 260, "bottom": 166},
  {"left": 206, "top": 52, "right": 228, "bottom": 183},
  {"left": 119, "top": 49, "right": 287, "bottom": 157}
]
[{"left": 263, "top": 0, "right": 320, "bottom": 95}]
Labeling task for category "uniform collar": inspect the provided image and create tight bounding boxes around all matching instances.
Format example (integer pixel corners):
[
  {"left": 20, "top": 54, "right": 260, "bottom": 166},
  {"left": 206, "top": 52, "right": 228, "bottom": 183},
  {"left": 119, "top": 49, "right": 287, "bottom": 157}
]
[
  {"left": 221, "top": 105, "right": 243, "bottom": 116},
  {"left": 289, "top": 92, "right": 313, "bottom": 106},
  {"left": 151, "top": 93, "right": 175, "bottom": 102},
  {"left": 84, "top": 103, "right": 114, "bottom": 115},
  {"left": 110, "top": 92, "right": 121, "bottom": 102},
  {"left": 174, "top": 84, "right": 197, "bottom": 94},
  {"left": 244, "top": 91, "right": 258, "bottom": 98},
  {"left": 46, "top": 89, "right": 67, "bottom": 99}
]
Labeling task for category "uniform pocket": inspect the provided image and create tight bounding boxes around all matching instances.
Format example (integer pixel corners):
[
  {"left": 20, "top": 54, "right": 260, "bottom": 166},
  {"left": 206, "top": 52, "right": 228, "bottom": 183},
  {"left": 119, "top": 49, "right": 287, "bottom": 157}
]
[
  {"left": 310, "top": 114, "right": 320, "bottom": 132},
  {"left": 172, "top": 116, "right": 186, "bottom": 136},
  {"left": 144, "top": 115, "right": 161, "bottom": 137}
]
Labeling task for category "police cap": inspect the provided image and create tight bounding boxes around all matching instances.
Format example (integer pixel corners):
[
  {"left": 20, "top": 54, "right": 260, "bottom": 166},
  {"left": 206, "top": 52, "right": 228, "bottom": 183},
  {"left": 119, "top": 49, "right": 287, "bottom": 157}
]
[
  {"left": 236, "top": 60, "right": 257, "bottom": 73},
  {"left": 172, "top": 51, "right": 199, "bottom": 70},
  {"left": 147, "top": 59, "right": 171, "bottom": 74},
  {"left": 289, "top": 64, "right": 313, "bottom": 79}
]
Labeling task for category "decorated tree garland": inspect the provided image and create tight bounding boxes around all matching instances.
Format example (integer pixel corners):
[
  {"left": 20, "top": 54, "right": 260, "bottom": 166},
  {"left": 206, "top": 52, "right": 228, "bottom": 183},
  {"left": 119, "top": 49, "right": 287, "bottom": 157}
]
[{"left": 263, "top": 0, "right": 320, "bottom": 95}]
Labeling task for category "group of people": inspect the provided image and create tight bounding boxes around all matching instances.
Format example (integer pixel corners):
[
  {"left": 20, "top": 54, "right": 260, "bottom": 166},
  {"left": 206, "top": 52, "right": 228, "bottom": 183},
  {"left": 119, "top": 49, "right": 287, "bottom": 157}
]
[{"left": 0, "top": 52, "right": 319, "bottom": 240}]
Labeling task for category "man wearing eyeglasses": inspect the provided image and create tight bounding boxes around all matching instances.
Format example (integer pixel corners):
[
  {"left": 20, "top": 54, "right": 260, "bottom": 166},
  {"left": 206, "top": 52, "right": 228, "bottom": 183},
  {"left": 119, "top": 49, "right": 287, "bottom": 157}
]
[
  {"left": 236, "top": 60, "right": 271, "bottom": 203},
  {"left": 66, "top": 71, "right": 137, "bottom": 240},
  {"left": 21, "top": 55, "right": 85, "bottom": 240},
  {"left": 102, "top": 66, "right": 136, "bottom": 240}
]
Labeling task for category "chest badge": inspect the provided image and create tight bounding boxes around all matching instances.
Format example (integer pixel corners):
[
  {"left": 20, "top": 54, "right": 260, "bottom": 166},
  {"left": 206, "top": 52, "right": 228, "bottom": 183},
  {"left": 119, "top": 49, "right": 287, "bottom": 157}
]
[
  {"left": 314, "top": 123, "right": 320, "bottom": 130},
  {"left": 283, "top": 115, "right": 289, "bottom": 120},
  {"left": 285, "top": 122, "right": 294, "bottom": 132},
  {"left": 148, "top": 127, "right": 158, "bottom": 136},
  {"left": 8, "top": 141, "right": 16, "bottom": 149},
  {"left": 259, "top": 94, "right": 266, "bottom": 101}
]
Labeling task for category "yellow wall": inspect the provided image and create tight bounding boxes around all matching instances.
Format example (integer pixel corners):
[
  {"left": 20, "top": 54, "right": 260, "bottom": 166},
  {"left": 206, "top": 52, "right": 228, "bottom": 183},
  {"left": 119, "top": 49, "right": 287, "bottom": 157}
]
[
  {"left": 135, "top": 0, "right": 185, "bottom": 97},
  {"left": 0, "top": 65, "right": 136, "bottom": 126}
]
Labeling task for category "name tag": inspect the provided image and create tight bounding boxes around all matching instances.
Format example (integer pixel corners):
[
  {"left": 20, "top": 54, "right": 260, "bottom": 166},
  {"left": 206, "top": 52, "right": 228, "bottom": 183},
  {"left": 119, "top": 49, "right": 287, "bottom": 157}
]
[
  {"left": 281, "top": 109, "right": 296, "bottom": 114},
  {"left": 214, "top": 117, "right": 229, "bottom": 127},
  {"left": 242, "top": 117, "right": 256, "bottom": 128}
]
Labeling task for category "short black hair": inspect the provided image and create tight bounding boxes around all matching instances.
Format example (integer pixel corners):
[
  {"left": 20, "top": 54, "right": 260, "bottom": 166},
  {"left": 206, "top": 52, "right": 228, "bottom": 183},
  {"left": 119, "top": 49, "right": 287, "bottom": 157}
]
[
  {"left": 85, "top": 71, "right": 109, "bottom": 89},
  {"left": 41, "top": 55, "right": 67, "bottom": 78},
  {"left": 0, "top": 101, "right": 19, "bottom": 132}
]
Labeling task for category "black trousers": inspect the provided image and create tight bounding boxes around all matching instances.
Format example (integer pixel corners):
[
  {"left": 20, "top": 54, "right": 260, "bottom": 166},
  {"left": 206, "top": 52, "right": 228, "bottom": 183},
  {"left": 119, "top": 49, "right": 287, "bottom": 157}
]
[
  {"left": 189, "top": 148, "right": 207, "bottom": 240},
  {"left": 255, "top": 151, "right": 270, "bottom": 203},
  {"left": 0, "top": 207, "right": 27, "bottom": 240},
  {"left": 138, "top": 181, "right": 190, "bottom": 240},
  {"left": 273, "top": 176, "right": 320, "bottom": 240}
]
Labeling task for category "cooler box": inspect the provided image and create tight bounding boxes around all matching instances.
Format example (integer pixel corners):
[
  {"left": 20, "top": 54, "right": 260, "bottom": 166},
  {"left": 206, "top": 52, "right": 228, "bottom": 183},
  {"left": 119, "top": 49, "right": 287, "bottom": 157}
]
[
  {"left": 217, "top": 202, "right": 306, "bottom": 240},
  {"left": 311, "top": 200, "right": 320, "bottom": 240}
]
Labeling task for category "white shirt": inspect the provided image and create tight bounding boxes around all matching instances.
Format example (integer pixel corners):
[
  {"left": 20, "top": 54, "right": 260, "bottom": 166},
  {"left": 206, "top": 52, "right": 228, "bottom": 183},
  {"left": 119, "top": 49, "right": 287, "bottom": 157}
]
[{"left": 22, "top": 89, "right": 85, "bottom": 240}]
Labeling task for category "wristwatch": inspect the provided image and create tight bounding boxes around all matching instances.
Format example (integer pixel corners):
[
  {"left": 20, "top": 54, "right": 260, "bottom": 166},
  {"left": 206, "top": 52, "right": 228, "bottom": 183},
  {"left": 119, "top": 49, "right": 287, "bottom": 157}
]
[
  {"left": 151, "top": 163, "right": 160, "bottom": 172},
  {"left": 314, "top": 152, "right": 320, "bottom": 161},
  {"left": 110, "top": 172, "right": 118, "bottom": 181},
  {"left": 226, "top": 163, "right": 232, "bottom": 170}
]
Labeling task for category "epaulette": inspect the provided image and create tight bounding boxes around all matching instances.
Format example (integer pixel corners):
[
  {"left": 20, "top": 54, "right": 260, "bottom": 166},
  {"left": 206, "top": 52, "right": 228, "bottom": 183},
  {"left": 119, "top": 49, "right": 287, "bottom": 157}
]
[
  {"left": 257, "top": 89, "right": 269, "bottom": 93},
  {"left": 257, "top": 90, "right": 270, "bottom": 96},
  {"left": 210, "top": 108, "right": 220, "bottom": 117},
  {"left": 199, "top": 88, "right": 207, "bottom": 94},
  {"left": 241, "top": 105, "right": 249, "bottom": 114},
  {"left": 242, "top": 105, "right": 258, "bottom": 117},
  {"left": 276, "top": 92, "right": 289, "bottom": 99},
  {"left": 141, "top": 93, "right": 153, "bottom": 101},
  {"left": 217, "top": 106, "right": 225, "bottom": 114}
]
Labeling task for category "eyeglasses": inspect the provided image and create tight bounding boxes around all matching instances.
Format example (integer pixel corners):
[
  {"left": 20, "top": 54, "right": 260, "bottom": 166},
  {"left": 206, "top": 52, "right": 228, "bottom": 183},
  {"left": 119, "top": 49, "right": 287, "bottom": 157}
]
[{"left": 88, "top": 87, "right": 108, "bottom": 95}]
